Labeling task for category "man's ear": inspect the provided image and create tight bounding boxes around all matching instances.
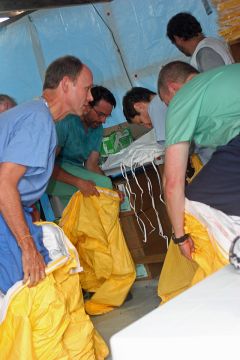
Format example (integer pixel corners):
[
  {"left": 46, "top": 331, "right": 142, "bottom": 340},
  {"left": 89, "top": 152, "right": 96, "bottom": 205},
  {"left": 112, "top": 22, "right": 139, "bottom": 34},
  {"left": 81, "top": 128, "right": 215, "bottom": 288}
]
[
  {"left": 61, "top": 76, "right": 70, "bottom": 93},
  {"left": 168, "top": 81, "right": 182, "bottom": 94},
  {"left": 133, "top": 102, "right": 146, "bottom": 113}
]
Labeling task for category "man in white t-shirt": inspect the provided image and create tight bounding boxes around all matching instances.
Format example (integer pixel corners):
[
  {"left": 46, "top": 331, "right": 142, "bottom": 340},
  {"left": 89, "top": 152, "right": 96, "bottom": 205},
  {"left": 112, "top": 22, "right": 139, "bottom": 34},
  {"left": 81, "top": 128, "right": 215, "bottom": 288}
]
[{"left": 166, "top": 12, "right": 234, "bottom": 72}]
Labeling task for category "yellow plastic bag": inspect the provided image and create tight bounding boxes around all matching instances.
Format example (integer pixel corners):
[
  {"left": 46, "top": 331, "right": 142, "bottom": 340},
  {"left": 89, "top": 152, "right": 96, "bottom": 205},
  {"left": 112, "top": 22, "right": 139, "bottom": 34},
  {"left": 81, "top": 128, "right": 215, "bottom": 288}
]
[
  {"left": 158, "top": 212, "right": 228, "bottom": 304},
  {"left": 185, "top": 213, "right": 229, "bottom": 286},
  {"left": 158, "top": 239, "right": 199, "bottom": 303},
  {"left": 0, "top": 223, "right": 109, "bottom": 360},
  {"left": 60, "top": 187, "right": 136, "bottom": 315}
]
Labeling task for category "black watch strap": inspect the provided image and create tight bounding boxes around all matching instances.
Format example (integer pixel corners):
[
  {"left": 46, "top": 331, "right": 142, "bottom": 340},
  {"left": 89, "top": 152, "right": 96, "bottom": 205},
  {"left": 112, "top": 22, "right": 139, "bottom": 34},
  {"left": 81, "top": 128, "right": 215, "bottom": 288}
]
[{"left": 172, "top": 233, "right": 189, "bottom": 245}]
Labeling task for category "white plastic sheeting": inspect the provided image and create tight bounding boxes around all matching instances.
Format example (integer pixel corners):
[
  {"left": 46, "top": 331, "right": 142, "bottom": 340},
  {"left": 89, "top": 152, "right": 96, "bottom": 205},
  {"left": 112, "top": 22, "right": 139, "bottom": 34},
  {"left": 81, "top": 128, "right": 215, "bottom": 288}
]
[{"left": 0, "top": 0, "right": 219, "bottom": 126}]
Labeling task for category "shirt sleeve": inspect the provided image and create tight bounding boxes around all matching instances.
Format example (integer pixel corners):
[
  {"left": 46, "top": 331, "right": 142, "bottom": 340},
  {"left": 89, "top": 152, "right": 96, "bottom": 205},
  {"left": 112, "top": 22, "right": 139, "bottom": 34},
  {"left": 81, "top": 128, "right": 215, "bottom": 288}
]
[
  {"left": 196, "top": 47, "right": 225, "bottom": 72},
  {"left": 2, "top": 110, "right": 54, "bottom": 175},
  {"left": 149, "top": 96, "right": 167, "bottom": 143},
  {"left": 165, "top": 80, "right": 204, "bottom": 147}
]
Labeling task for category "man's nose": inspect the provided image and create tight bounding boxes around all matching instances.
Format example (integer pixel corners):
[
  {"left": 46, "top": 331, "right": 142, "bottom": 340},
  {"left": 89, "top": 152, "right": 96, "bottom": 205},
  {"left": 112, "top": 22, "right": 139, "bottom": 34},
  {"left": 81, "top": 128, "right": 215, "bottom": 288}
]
[{"left": 87, "top": 90, "right": 93, "bottom": 102}]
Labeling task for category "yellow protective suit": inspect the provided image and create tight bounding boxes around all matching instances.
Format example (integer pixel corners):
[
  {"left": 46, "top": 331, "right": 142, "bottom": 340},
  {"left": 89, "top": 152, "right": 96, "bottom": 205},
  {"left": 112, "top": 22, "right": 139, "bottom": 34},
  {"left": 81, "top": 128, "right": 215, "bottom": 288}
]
[
  {"left": 185, "top": 213, "right": 229, "bottom": 286},
  {"left": 0, "top": 223, "right": 108, "bottom": 360},
  {"left": 158, "top": 212, "right": 229, "bottom": 303},
  {"left": 158, "top": 154, "right": 228, "bottom": 303},
  {"left": 60, "top": 188, "right": 136, "bottom": 315}
]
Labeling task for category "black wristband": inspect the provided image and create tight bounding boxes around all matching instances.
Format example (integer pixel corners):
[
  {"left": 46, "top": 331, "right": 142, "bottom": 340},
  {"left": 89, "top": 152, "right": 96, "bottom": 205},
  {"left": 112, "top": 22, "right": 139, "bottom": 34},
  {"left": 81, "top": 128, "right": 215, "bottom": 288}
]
[{"left": 172, "top": 233, "right": 189, "bottom": 245}]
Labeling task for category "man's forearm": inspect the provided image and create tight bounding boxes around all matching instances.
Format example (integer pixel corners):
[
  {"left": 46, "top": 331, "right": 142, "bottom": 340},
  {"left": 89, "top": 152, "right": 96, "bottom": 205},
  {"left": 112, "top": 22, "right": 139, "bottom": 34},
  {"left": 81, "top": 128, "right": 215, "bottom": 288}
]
[
  {"left": 164, "top": 181, "right": 185, "bottom": 238},
  {"left": 52, "top": 164, "right": 82, "bottom": 187},
  {"left": 85, "top": 163, "right": 104, "bottom": 175},
  {"left": 0, "top": 182, "right": 34, "bottom": 248}
]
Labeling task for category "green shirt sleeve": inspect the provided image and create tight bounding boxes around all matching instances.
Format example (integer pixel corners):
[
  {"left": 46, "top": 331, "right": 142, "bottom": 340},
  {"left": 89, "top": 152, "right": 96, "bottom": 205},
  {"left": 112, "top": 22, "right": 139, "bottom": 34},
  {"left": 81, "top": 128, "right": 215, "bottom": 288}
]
[{"left": 165, "top": 77, "right": 204, "bottom": 147}]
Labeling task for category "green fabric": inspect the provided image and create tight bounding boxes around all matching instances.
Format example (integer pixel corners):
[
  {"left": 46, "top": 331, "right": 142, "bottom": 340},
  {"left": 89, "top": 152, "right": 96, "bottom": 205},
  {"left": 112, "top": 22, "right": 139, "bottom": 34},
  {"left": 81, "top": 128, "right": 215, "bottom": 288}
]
[
  {"left": 56, "top": 114, "right": 103, "bottom": 166},
  {"left": 166, "top": 64, "right": 240, "bottom": 149},
  {"left": 47, "top": 162, "right": 113, "bottom": 208}
]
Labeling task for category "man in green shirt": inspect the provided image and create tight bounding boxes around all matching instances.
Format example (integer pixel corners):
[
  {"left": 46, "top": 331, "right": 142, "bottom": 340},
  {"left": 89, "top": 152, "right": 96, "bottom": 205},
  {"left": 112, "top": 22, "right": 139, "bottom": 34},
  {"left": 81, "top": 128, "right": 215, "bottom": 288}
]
[
  {"left": 47, "top": 85, "right": 116, "bottom": 209},
  {"left": 157, "top": 61, "right": 240, "bottom": 259}
]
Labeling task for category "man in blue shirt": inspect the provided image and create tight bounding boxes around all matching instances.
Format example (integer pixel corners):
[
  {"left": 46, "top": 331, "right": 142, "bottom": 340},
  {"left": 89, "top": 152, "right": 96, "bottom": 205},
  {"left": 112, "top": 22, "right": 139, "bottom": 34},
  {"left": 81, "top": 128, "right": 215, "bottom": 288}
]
[
  {"left": 0, "top": 55, "right": 93, "bottom": 291},
  {"left": 47, "top": 85, "right": 116, "bottom": 208}
]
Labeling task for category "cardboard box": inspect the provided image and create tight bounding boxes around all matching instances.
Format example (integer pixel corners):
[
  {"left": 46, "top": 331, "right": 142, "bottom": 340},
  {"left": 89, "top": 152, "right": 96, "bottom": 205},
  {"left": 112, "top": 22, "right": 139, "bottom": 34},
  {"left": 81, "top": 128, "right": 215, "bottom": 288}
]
[
  {"left": 114, "top": 164, "right": 165, "bottom": 213},
  {"left": 120, "top": 207, "right": 168, "bottom": 258},
  {"left": 114, "top": 163, "right": 172, "bottom": 280}
]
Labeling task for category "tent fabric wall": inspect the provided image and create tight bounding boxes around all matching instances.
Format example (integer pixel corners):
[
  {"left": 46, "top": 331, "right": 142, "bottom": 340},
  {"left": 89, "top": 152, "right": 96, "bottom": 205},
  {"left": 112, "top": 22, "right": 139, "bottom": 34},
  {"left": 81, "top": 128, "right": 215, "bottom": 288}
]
[{"left": 0, "top": 0, "right": 219, "bottom": 127}]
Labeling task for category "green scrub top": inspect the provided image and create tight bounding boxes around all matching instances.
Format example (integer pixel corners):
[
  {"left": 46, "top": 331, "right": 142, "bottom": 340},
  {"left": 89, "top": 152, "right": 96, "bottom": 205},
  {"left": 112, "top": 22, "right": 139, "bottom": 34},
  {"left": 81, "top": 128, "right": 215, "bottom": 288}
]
[
  {"left": 56, "top": 114, "right": 104, "bottom": 166},
  {"left": 165, "top": 64, "right": 240, "bottom": 149}
]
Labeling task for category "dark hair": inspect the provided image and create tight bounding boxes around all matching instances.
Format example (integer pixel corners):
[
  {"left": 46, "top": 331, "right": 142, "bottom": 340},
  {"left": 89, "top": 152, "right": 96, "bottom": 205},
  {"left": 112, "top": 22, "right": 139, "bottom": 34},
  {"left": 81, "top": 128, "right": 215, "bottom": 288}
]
[
  {"left": 158, "top": 61, "right": 199, "bottom": 94},
  {"left": 122, "top": 87, "right": 156, "bottom": 123},
  {"left": 167, "top": 12, "right": 202, "bottom": 43},
  {"left": 43, "top": 55, "right": 83, "bottom": 90},
  {"left": 0, "top": 94, "right": 17, "bottom": 107},
  {"left": 90, "top": 85, "right": 116, "bottom": 108}
]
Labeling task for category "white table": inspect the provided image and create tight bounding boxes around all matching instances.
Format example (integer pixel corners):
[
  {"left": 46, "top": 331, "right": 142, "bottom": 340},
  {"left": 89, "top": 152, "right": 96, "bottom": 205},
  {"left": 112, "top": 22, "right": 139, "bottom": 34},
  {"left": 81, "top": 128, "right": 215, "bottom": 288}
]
[{"left": 110, "top": 265, "right": 240, "bottom": 360}]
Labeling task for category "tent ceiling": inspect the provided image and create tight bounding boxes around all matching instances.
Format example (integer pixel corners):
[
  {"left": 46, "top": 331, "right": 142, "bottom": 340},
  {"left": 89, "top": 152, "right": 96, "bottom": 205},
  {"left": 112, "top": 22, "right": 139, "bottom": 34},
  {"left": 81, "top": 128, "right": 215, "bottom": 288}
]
[{"left": 0, "top": 0, "right": 111, "bottom": 23}]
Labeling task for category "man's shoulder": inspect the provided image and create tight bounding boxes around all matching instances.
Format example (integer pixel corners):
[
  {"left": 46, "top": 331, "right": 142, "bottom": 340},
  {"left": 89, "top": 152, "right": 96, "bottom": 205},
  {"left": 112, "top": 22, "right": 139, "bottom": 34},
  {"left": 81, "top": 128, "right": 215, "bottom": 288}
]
[{"left": 56, "top": 114, "right": 81, "bottom": 131}]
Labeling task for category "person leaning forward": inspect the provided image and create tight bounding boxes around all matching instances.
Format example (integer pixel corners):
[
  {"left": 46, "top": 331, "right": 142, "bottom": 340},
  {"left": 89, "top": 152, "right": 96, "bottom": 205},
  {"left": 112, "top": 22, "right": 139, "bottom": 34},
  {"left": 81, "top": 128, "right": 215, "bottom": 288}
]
[
  {"left": 158, "top": 61, "right": 240, "bottom": 260},
  {"left": 0, "top": 55, "right": 93, "bottom": 291}
]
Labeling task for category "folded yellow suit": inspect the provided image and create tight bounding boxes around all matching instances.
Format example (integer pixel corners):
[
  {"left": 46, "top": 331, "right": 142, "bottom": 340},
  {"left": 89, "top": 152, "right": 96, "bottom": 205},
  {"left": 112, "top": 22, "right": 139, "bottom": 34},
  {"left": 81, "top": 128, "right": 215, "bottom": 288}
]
[
  {"left": 60, "top": 187, "right": 136, "bottom": 315},
  {"left": 0, "top": 223, "right": 108, "bottom": 360}
]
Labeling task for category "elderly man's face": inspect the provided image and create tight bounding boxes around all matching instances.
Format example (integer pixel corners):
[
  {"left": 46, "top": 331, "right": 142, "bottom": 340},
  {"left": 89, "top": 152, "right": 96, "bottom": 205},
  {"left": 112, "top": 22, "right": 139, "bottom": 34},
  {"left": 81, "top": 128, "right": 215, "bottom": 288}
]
[
  {"left": 68, "top": 65, "right": 94, "bottom": 117},
  {"left": 85, "top": 99, "right": 113, "bottom": 128}
]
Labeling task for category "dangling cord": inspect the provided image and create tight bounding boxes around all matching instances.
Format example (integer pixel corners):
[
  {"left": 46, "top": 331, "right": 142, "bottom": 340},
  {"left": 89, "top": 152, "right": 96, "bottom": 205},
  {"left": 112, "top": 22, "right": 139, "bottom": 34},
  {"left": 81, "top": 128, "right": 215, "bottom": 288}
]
[
  {"left": 143, "top": 163, "right": 169, "bottom": 248},
  {"left": 120, "top": 162, "right": 147, "bottom": 241},
  {"left": 130, "top": 159, "right": 156, "bottom": 235}
]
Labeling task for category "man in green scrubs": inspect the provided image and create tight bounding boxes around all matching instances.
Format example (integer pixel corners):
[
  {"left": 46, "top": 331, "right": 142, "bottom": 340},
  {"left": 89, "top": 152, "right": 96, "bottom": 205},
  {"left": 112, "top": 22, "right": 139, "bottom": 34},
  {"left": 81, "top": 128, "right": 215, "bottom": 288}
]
[
  {"left": 47, "top": 85, "right": 116, "bottom": 209},
  {"left": 158, "top": 61, "right": 240, "bottom": 259}
]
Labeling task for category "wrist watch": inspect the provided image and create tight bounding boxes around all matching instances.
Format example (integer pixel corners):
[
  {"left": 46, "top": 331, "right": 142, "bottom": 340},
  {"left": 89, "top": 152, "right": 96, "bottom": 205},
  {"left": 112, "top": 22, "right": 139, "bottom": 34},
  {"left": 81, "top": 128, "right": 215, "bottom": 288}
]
[{"left": 172, "top": 233, "right": 189, "bottom": 245}]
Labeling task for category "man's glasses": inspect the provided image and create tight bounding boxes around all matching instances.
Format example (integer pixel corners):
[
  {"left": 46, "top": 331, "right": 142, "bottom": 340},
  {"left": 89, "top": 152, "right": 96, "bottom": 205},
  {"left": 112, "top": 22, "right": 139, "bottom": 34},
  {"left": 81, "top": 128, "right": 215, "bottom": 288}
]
[{"left": 92, "top": 106, "right": 111, "bottom": 119}]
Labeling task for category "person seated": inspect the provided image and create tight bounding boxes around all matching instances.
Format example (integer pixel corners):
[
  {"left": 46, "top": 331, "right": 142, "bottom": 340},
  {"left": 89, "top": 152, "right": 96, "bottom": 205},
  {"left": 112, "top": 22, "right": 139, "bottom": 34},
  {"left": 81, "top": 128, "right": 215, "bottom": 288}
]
[
  {"left": 166, "top": 12, "right": 234, "bottom": 72},
  {"left": 0, "top": 94, "right": 17, "bottom": 112},
  {"left": 47, "top": 85, "right": 116, "bottom": 210}
]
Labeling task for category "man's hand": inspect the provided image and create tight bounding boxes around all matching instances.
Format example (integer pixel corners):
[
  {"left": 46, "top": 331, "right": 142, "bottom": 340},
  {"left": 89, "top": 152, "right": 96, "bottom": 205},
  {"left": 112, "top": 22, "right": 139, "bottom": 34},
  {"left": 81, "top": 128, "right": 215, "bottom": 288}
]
[
  {"left": 77, "top": 178, "right": 99, "bottom": 197},
  {"left": 179, "top": 236, "right": 195, "bottom": 260},
  {"left": 21, "top": 240, "right": 46, "bottom": 287}
]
